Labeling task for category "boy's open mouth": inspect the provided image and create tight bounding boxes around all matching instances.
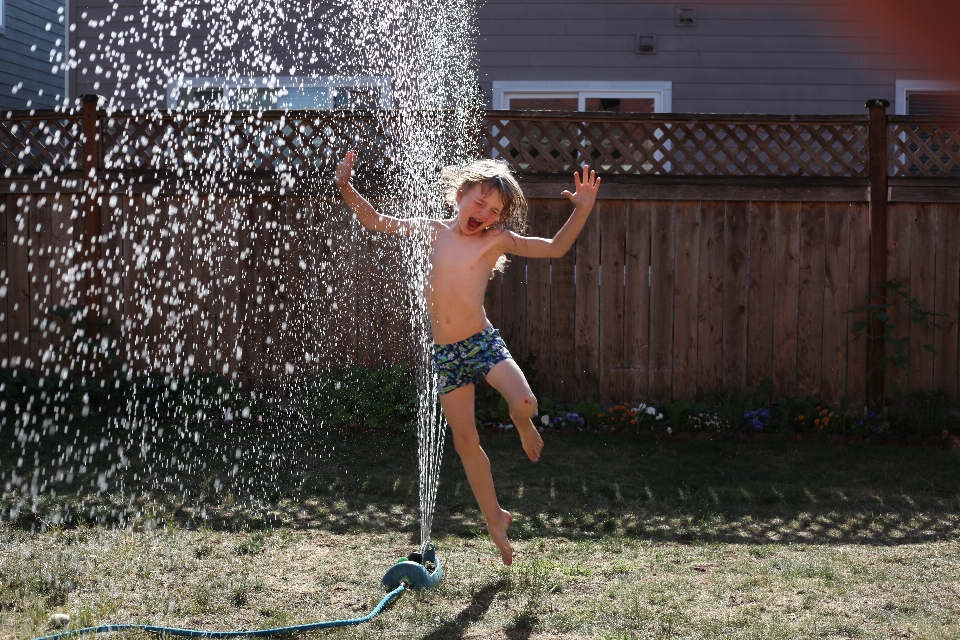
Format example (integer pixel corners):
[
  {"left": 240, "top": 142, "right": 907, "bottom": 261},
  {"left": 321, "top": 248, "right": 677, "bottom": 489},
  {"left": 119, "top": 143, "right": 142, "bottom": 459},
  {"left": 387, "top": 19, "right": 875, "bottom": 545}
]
[{"left": 466, "top": 216, "right": 483, "bottom": 231}]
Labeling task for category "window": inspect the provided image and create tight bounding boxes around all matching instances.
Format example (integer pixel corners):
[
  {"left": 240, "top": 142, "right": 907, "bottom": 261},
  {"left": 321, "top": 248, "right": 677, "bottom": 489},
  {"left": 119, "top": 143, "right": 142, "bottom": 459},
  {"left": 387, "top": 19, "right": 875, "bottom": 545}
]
[
  {"left": 492, "top": 81, "right": 672, "bottom": 112},
  {"left": 0, "top": 0, "right": 6, "bottom": 36},
  {"left": 168, "top": 76, "right": 392, "bottom": 110},
  {"left": 895, "top": 80, "right": 960, "bottom": 115}
]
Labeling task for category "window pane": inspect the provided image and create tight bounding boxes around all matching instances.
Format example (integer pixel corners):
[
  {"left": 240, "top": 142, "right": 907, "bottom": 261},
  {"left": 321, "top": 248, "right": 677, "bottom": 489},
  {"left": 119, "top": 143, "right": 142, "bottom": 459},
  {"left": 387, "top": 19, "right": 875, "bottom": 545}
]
[
  {"left": 332, "top": 87, "right": 381, "bottom": 109},
  {"left": 181, "top": 88, "right": 223, "bottom": 109},
  {"left": 584, "top": 98, "right": 655, "bottom": 113},
  {"left": 276, "top": 87, "right": 328, "bottom": 109},
  {"left": 507, "top": 97, "right": 578, "bottom": 110},
  {"left": 908, "top": 92, "right": 960, "bottom": 116},
  {"left": 231, "top": 88, "right": 279, "bottom": 110}
]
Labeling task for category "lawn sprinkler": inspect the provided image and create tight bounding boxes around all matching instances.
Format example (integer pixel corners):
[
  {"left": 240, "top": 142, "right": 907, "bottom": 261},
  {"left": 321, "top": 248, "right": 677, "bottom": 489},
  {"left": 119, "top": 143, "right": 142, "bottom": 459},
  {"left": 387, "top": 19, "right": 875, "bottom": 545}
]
[
  {"left": 33, "top": 545, "right": 442, "bottom": 639},
  {"left": 381, "top": 542, "right": 443, "bottom": 590}
]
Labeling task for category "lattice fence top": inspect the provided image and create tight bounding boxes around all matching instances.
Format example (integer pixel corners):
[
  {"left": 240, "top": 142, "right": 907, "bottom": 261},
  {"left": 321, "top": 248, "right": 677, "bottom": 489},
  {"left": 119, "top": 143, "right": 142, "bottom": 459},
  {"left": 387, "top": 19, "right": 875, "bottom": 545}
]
[
  {"left": 1, "top": 114, "right": 82, "bottom": 174},
  {"left": 482, "top": 113, "right": 869, "bottom": 178},
  {"left": 101, "top": 111, "right": 396, "bottom": 175},
  {"left": 888, "top": 121, "right": 960, "bottom": 178},
  {"left": 8, "top": 108, "right": 960, "bottom": 182}
]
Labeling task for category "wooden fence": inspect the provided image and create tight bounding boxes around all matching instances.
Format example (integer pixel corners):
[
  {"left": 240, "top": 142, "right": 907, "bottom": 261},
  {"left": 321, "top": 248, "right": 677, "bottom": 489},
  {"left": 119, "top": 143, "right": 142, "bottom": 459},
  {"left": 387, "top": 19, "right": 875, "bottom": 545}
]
[{"left": 2, "top": 98, "right": 959, "bottom": 403}]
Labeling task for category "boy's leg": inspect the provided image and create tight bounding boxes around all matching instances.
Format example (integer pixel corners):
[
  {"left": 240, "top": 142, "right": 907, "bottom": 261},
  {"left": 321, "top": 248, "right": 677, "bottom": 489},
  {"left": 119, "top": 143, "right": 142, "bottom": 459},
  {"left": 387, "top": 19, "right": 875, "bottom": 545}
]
[
  {"left": 485, "top": 359, "right": 544, "bottom": 462},
  {"left": 438, "top": 383, "right": 514, "bottom": 565}
]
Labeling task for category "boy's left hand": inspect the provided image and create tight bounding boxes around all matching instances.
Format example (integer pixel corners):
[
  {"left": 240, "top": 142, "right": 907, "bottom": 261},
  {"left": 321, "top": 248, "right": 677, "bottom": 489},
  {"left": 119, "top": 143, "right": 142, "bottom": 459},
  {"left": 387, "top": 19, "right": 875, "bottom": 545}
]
[{"left": 561, "top": 165, "right": 601, "bottom": 210}]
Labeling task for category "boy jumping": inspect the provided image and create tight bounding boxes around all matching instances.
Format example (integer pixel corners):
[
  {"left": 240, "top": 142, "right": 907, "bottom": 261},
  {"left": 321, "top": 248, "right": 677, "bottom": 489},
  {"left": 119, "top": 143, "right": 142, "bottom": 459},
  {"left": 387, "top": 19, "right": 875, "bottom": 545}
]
[{"left": 335, "top": 152, "right": 600, "bottom": 565}]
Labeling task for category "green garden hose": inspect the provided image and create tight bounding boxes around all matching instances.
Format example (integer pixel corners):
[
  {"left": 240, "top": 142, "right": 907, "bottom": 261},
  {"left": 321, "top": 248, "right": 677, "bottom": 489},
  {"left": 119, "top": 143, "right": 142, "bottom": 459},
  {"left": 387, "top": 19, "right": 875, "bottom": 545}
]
[{"left": 32, "top": 583, "right": 406, "bottom": 639}]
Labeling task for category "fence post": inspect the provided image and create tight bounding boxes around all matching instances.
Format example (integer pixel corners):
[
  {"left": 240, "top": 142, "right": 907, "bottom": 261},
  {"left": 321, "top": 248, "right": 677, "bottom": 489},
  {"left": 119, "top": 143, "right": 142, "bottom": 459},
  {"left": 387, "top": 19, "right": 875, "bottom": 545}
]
[
  {"left": 866, "top": 98, "right": 890, "bottom": 409},
  {"left": 80, "top": 94, "right": 102, "bottom": 323}
]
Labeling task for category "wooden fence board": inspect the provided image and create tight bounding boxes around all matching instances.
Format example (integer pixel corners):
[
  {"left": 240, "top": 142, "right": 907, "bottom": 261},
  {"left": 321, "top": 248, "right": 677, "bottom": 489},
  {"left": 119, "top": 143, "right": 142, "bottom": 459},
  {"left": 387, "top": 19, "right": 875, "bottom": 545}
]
[
  {"left": 672, "top": 201, "right": 700, "bottom": 400},
  {"left": 218, "top": 199, "right": 244, "bottom": 380},
  {"left": 355, "top": 225, "right": 383, "bottom": 370},
  {"left": 772, "top": 201, "right": 801, "bottom": 397},
  {"left": 242, "top": 199, "right": 269, "bottom": 385},
  {"left": 821, "top": 202, "right": 851, "bottom": 404},
  {"left": 698, "top": 201, "right": 725, "bottom": 397},
  {"left": 599, "top": 200, "right": 626, "bottom": 402},
  {"left": 7, "top": 198, "right": 31, "bottom": 370},
  {"left": 28, "top": 196, "right": 53, "bottom": 373},
  {"left": 886, "top": 202, "right": 912, "bottom": 396},
  {"left": 909, "top": 203, "right": 936, "bottom": 393},
  {"left": 50, "top": 194, "right": 74, "bottom": 371},
  {"left": 746, "top": 201, "right": 776, "bottom": 392},
  {"left": 797, "top": 201, "right": 826, "bottom": 398},
  {"left": 526, "top": 201, "right": 552, "bottom": 396},
  {"left": 143, "top": 198, "right": 169, "bottom": 372},
  {"left": 722, "top": 201, "right": 749, "bottom": 391},
  {"left": 501, "top": 241, "right": 527, "bottom": 367},
  {"left": 649, "top": 200, "right": 675, "bottom": 401},
  {"left": 121, "top": 195, "right": 145, "bottom": 370},
  {"left": 847, "top": 202, "right": 871, "bottom": 404},
  {"left": 0, "top": 197, "right": 8, "bottom": 367},
  {"left": 262, "top": 199, "right": 287, "bottom": 380},
  {"left": 168, "top": 196, "right": 194, "bottom": 375},
  {"left": 550, "top": 203, "right": 577, "bottom": 402},
  {"left": 933, "top": 203, "right": 960, "bottom": 400},
  {"left": 100, "top": 197, "right": 125, "bottom": 352},
  {"left": 624, "top": 200, "right": 650, "bottom": 402},
  {"left": 575, "top": 205, "right": 600, "bottom": 400}
]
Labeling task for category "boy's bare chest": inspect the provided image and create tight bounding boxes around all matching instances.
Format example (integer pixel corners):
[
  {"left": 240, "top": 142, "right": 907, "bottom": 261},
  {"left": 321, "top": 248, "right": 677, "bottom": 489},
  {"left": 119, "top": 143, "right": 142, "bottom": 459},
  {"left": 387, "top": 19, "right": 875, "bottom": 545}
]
[{"left": 431, "top": 231, "right": 496, "bottom": 276}]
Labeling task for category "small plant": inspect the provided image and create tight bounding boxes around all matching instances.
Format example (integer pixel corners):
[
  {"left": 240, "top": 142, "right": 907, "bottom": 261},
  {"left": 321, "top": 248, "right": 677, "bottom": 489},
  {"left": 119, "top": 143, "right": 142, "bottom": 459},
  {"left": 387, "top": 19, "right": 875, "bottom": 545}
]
[{"left": 847, "top": 278, "right": 942, "bottom": 407}]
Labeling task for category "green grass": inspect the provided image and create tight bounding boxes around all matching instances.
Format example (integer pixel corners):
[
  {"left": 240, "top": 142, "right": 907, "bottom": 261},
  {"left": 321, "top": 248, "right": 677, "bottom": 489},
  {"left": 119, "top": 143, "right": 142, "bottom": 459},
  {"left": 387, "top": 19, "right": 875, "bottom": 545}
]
[{"left": 2, "top": 425, "right": 960, "bottom": 638}]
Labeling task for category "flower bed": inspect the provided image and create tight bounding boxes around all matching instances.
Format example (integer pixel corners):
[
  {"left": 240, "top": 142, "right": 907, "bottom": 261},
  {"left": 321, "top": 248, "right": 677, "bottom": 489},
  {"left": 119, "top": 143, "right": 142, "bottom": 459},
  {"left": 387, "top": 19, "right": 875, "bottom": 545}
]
[{"left": 476, "top": 379, "right": 960, "bottom": 450}]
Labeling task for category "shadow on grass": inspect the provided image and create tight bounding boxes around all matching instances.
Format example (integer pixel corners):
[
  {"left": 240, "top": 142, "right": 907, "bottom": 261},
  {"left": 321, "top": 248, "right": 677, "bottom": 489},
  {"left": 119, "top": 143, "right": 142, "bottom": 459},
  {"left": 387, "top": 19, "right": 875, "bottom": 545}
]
[
  {"left": 421, "top": 579, "right": 508, "bottom": 640},
  {"left": 3, "top": 422, "right": 959, "bottom": 546}
]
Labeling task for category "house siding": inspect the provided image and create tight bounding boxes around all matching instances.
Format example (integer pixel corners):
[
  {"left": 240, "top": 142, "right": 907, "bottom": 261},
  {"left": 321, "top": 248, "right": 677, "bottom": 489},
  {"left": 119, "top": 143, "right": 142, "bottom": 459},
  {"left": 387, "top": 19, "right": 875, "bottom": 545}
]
[
  {"left": 1, "top": 0, "right": 66, "bottom": 109},
  {"left": 477, "top": 0, "right": 948, "bottom": 114},
  {"left": 65, "top": 0, "right": 951, "bottom": 114}
]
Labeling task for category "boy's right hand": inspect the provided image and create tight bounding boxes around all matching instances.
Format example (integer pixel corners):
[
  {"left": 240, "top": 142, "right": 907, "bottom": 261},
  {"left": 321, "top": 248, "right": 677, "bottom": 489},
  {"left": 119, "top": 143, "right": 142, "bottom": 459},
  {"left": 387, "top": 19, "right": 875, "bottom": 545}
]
[{"left": 334, "top": 150, "right": 356, "bottom": 188}]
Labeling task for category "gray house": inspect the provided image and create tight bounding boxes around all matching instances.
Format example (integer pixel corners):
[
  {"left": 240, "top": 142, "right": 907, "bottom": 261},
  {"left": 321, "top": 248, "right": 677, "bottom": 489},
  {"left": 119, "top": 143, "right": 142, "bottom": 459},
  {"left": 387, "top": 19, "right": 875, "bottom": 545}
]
[
  {"left": 0, "top": 0, "right": 67, "bottom": 110},
  {"left": 63, "top": 0, "right": 959, "bottom": 115}
]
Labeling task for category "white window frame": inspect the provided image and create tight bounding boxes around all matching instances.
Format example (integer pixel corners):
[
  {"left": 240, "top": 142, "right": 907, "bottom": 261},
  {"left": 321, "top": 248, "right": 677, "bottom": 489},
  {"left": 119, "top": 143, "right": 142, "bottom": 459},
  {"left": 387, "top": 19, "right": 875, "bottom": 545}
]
[
  {"left": 491, "top": 80, "right": 672, "bottom": 112},
  {"left": 167, "top": 76, "right": 392, "bottom": 110},
  {"left": 894, "top": 79, "right": 960, "bottom": 115}
]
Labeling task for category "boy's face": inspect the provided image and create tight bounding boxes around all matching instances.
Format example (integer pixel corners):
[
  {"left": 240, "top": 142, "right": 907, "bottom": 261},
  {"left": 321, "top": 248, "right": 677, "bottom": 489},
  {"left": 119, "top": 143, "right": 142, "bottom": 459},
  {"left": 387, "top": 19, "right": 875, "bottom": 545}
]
[{"left": 456, "top": 182, "right": 505, "bottom": 235}]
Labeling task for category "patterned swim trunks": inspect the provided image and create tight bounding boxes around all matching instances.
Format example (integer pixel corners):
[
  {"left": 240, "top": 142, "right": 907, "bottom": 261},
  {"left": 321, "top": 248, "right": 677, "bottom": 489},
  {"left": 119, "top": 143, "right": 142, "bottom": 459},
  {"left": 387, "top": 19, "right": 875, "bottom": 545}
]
[{"left": 433, "top": 325, "right": 513, "bottom": 395}]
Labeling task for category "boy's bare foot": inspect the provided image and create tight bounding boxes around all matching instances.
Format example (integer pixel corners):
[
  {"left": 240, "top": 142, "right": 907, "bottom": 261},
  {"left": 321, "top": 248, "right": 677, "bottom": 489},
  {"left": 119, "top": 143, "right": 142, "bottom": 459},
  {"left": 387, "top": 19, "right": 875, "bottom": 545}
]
[
  {"left": 512, "top": 415, "right": 544, "bottom": 462},
  {"left": 487, "top": 509, "right": 514, "bottom": 565}
]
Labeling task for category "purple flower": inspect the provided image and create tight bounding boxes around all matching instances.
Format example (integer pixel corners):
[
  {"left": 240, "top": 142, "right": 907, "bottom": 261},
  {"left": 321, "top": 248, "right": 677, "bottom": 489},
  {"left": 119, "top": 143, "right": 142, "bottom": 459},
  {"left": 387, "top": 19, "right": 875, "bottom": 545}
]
[
  {"left": 857, "top": 418, "right": 867, "bottom": 427},
  {"left": 757, "top": 408, "right": 771, "bottom": 421},
  {"left": 750, "top": 419, "right": 764, "bottom": 431},
  {"left": 744, "top": 410, "right": 756, "bottom": 420},
  {"left": 868, "top": 411, "right": 877, "bottom": 419}
]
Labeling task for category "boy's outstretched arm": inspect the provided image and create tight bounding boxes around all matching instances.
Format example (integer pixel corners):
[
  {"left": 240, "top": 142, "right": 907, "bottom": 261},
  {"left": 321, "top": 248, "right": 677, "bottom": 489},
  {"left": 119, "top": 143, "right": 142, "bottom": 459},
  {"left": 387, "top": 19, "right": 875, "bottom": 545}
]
[
  {"left": 335, "top": 150, "right": 418, "bottom": 235},
  {"left": 500, "top": 165, "right": 601, "bottom": 259}
]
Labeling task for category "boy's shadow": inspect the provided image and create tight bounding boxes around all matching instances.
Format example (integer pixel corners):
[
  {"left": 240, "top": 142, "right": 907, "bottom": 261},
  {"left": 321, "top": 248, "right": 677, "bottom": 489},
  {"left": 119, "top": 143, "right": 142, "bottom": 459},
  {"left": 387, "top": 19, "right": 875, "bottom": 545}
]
[{"left": 420, "top": 579, "right": 510, "bottom": 640}]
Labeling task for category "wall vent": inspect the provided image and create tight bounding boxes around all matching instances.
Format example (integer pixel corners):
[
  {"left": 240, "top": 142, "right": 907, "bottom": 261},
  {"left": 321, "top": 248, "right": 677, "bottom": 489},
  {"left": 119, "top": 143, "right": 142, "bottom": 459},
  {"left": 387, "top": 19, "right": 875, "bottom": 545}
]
[
  {"left": 635, "top": 35, "right": 657, "bottom": 54},
  {"left": 676, "top": 7, "right": 697, "bottom": 26}
]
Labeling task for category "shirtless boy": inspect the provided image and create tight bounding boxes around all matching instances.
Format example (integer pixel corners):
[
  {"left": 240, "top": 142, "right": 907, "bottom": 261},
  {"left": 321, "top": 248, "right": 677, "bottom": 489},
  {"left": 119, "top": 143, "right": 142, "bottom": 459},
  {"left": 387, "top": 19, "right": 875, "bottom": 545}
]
[{"left": 334, "top": 151, "right": 600, "bottom": 565}]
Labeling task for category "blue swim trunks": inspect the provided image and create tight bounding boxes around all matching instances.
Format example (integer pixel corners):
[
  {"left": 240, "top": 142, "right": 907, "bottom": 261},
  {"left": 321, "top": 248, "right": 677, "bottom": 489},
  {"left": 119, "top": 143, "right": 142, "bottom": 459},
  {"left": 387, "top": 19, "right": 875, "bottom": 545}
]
[{"left": 433, "top": 325, "right": 513, "bottom": 395}]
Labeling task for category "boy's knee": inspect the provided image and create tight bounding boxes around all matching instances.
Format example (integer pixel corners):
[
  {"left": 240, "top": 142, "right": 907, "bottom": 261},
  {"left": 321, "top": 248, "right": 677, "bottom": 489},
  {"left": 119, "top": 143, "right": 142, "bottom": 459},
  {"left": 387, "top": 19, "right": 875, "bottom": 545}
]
[
  {"left": 452, "top": 430, "right": 480, "bottom": 455},
  {"left": 510, "top": 394, "right": 538, "bottom": 420}
]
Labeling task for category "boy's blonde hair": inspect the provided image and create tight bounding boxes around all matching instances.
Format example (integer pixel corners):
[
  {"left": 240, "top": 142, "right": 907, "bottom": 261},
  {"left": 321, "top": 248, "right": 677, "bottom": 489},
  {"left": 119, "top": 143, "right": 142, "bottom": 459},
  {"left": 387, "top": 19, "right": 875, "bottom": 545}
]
[{"left": 441, "top": 159, "right": 528, "bottom": 274}]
